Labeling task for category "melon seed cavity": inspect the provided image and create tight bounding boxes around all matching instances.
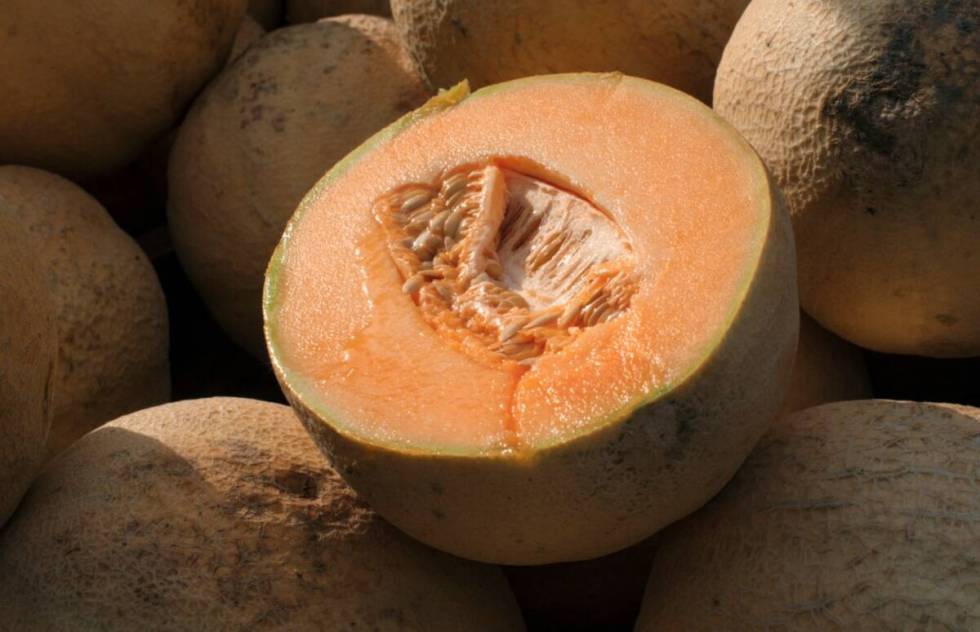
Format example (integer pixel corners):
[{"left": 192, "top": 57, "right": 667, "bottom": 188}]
[{"left": 374, "top": 162, "right": 637, "bottom": 365}]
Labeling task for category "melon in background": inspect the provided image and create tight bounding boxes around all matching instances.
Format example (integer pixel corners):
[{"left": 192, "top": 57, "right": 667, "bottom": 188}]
[
  {"left": 0, "top": 166, "right": 171, "bottom": 460},
  {"left": 0, "top": 398, "right": 526, "bottom": 631}
]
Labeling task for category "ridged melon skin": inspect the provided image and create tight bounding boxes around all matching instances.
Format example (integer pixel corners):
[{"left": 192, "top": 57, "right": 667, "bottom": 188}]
[
  {"left": 169, "top": 16, "right": 431, "bottom": 357},
  {"left": 0, "top": 398, "right": 526, "bottom": 631},
  {"left": 715, "top": 0, "right": 980, "bottom": 357},
  {"left": 286, "top": 0, "right": 391, "bottom": 23},
  {"left": 780, "top": 313, "right": 871, "bottom": 416},
  {"left": 267, "top": 76, "right": 800, "bottom": 565},
  {"left": 0, "top": 167, "right": 171, "bottom": 461},
  {"left": 0, "top": 0, "right": 246, "bottom": 177},
  {"left": 391, "top": 0, "right": 749, "bottom": 102},
  {"left": 0, "top": 211, "right": 56, "bottom": 528},
  {"left": 636, "top": 400, "right": 980, "bottom": 630}
]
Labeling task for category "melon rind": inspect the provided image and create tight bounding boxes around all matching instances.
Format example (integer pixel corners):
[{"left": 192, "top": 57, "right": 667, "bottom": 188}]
[{"left": 265, "top": 73, "right": 799, "bottom": 564}]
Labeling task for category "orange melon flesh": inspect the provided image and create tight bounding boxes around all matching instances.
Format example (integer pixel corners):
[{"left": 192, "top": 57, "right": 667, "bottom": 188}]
[{"left": 269, "top": 75, "right": 766, "bottom": 453}]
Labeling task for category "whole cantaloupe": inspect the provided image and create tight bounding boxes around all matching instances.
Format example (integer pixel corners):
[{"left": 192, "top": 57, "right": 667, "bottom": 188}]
[
  {"left": 168, "top": 15, "right": 431, "bottom": 356},
  {"left": 715, "top": 0, "right": 980, "bottom": 357},
  {"left": 636, "top": 400, "right": 980, "bottom": 630},
  {"left": 391, "top": 0, "right": 750, "bottom": 102},
  {"left": 0, "top": 209, "right": 56, "bottom": 527},
  {"left": 0, "top": 167, "right": 170, "bottom": 460},
  {"left": 0, "top": 0, "right": 247, "bottom": 177},
  {"left": 286, "top": 0, "right": 391, "bottom": 22},
  {"left": 0, "top": 398, "right": 525, "bottom": 631}
]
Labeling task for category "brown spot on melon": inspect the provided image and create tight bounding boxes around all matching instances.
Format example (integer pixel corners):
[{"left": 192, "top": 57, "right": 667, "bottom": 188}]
[
  {"left": 168, "top": 15, "right": 431, "bottom": 356},
  {"left": 0, "top": 398, "right": 525, "bottom": 630},
  {"left": 714, "top": 0, "right": 980, "bottom": 357},
  {"left": 0, "top": 167, "right": 170, "bottom": 461},
  {"left": 0, "top": 0, "right": 247, "bottom": 176},
  {"left": 636, "top": 400, "right": 980, "bottom": 630}
]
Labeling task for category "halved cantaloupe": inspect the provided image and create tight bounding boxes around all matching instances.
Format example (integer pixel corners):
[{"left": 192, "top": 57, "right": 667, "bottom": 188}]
[{"left": 265, "top": 74, "right": 799, "bottom": 564}]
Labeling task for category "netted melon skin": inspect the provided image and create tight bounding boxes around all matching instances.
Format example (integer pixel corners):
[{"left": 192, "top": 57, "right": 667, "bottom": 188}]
[
  {"left": 0, "top": 398, "right": 526, "bottom": 631},
  {"left": 0, "top": 166, "right": 170, "bottom": 461},
  {"left": 392, "top": 0, "right": 749, "bottom": 102},
  {"left": 715, "top": 0, "right": 980, "bottom": 357},
  {"left": 0, "top": 211, "right": 56, "bottom": 527},
  {"left": 0, "top": 0, "right": 246, "bottom": 176},
  {"left": 637, "top": 400, "right": 980, "bottom": 631}
]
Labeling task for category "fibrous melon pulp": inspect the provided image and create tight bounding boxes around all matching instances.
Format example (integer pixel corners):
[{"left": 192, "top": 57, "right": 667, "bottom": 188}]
[{"left": 265, "top": 74, "right": 798, "bottom": 564}]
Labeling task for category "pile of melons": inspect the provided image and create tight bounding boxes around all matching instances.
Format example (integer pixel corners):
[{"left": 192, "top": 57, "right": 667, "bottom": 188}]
[{"left": 1, "top": 1, "right": 976, "bottom": 629}]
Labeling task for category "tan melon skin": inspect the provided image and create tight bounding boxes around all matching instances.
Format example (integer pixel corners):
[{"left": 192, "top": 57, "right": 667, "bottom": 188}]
[
  {"left": 715, "top": 0, "right": 980, "bottom": 357},
  {"left": 0, "top": 167, "right": 171, "bottom": 461},
  {"left": 169, "top": 15, "right": 431, "bottom": 357},
  {"left": 0, "top": 0, "right": 246, "bottom": 177},
  {"left": 277, "top": 164, "right": 799, "bottom": 565},
  {"left": 0, "top": 398, "right": 526, "bottom": 631},
  {"left": 287, "top": 0, "right": 392, "bottom": 23},
  {"left": 0, "top": 211, "right": 56, "bottom": 528},
  {"left": 780, "top": 312, "right": 871, "bottom": 416},
  {"left": 391, "top": 0, "right": 749, "bottom": 102},
  {"left": 636, "top": 400, "right": 980, "bottom": 630}
]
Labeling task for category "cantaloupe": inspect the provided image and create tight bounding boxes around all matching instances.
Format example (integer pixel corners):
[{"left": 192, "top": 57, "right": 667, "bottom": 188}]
[
  {"left": 0, "top": 0, "right": 247, "bottom": 176},
  {"left": 391, "top": 0, "right": 750, "bottom": 102},
  {"left": 286, "top": 0, "right": 391, "bottom": 23},
  {"left": 636, "top": 399, "right": 980, "bottom": 630},
  {"left": 715, "top": 0, "right": 980, "bottom": 357},
  {"left": 169, "top": 15, "right": 431, "bottom": 356},
  {"left": 781, "top": 313, "right": 871, "bottom": 416},
  {"left": 264, "top": 74, "right": 799, "bottom": 564},
  {"left": 0, "top": 210, "right": 56, "bottom": 528},
  {"left": 0, "top": 398, "right": 525, "bottom": 630},
  {"left": 0, "top": 167, "right": 171, "bottom": 460}
]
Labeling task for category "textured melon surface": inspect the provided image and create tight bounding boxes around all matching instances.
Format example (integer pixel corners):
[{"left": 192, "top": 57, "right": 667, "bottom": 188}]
[
  {"left": 392, "top": 0, "right": 749, "bottom": 102},
  {"left": 715, "top": 0, "right": 980, "bottom": 357},
  {"left": 0, "top": 0, "right": 246, "bottom": 176},
  {"left": 266, "top": 74, "right": 798, "bottom": 563},
  {"left": 0, "top": 166, "right": 171, "bottom": 460},
  {"left": 169, "top": 15, "right": 430, "bottom": 357},
  {"left": 0, "top": 398, "right": 526, "bottom": 631},
  {"left": 637, "top": 400, "right": 980, "bottom": 630},
  {"left": 0, "top": 210, "right": 56, "bottom": 528}
]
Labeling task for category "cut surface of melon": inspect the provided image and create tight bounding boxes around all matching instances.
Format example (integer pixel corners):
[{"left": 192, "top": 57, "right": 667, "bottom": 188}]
[
  {"left": 265, "top": 74, "right": 797, "bottom": 563},
  {"left": 270, "top": 75, "right": 768, "bottom": 453}
]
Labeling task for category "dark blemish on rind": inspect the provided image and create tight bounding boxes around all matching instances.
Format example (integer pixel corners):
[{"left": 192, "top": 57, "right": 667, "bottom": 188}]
[
  {"left": 824, "top": 22, "right": 926, "bottom": 156},
  {"left": 865, "top": 206, "right": 877, "bottom": 215},
  {"left": 272, "top": 468, "right": 320, "bottom": 499},
  {"left": 429, "top": 481, "right": 444, "bottom": 495},
  {"left": 431, "top": 508, "right": 446, "bottom": 520},
  {"left": 935, "top": 313, "right": 959, "bottom": 326},
  {"left": 450, "top": 17, "right": 469, "bottom": 37}
]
